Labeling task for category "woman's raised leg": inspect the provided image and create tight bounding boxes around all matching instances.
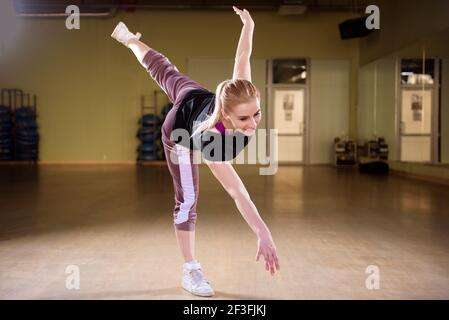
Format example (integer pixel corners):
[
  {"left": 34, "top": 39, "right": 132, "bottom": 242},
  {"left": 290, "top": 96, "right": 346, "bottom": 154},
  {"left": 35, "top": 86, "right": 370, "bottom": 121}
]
[{"left": 112, "top": 21, "right": 206, "bottom": 105}]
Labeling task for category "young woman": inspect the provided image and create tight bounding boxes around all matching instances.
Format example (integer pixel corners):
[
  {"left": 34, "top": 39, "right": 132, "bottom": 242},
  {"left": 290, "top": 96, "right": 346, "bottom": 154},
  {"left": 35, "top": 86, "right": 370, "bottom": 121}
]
[{"left": 111, "top": 6, "right": 279, "bottom": 297}]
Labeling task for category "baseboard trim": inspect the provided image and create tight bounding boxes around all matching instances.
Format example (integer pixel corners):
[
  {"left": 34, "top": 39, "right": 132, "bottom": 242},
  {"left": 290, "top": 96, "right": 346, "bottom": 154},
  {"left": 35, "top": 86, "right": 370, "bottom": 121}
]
[
  {"left": 41, "top": 161, "right": 137, "bottom": 165},
  {"left": 390, "top": 169, "right": 449, "bottom": 186},
  {"left": 0, "top": 161, "right": 138, "bottom": 165},
  {"left": 0, "top": 161, "right": 37, "bottom": 165}
]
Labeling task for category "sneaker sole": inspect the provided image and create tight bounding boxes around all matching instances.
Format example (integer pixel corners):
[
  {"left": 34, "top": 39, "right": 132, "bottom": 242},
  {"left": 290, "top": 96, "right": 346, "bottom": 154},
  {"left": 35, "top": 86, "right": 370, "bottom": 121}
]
[{"left": 182, "top": 285, "right": 215, "bottom": 297}]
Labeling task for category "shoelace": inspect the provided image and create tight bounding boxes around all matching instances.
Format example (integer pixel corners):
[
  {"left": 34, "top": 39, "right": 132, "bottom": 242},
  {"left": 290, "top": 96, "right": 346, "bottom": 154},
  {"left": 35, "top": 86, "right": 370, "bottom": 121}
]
[{"left": 190, "top": 269, "right": 210, "bottom": 287}]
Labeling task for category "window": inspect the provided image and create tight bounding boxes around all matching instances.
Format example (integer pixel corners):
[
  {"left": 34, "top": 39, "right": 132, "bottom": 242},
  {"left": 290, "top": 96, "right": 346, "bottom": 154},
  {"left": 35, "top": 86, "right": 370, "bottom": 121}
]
[
  {"left": 401, "top": 59, "right": 435, "bottom": 85},
  {"left": 272, "top": 59, "right": 307, "bottom": 84}
]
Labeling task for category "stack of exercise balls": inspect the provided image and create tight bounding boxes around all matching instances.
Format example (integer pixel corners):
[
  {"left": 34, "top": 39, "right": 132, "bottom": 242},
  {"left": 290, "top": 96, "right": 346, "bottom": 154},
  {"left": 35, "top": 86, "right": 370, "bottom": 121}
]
[
  {"left": 137, "top": 113, "right": 162, "bottom": 161},
  {"left": 14, "top": 106, "right": 39, "bottom": 161},
  {"left": 136, "top": 102, "right": 174, "bottom": 162},
  {"left": 158, "top": 103, "right": 173, "bottom": 160},
  {"left": 0, "top": 105, "right": 13, "bottom": 161}
]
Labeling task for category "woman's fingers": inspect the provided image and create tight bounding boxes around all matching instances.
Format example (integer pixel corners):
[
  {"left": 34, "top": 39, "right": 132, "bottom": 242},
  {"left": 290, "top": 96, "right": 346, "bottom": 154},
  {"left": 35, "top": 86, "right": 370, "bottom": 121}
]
[
  {"left": 269, "top": 254, "right": 276, "bottom": 275},
  {"left": 255, "top": 249, "right": 261, "bottom": 261},
  {"left": 257, "top": 244, "right": 279, "bottom": 274},
  {"left": 266, "top": 256, "right": 273, "bottom": 274},
  {"left": 264, "top": 252, "right": 274, "bottom": 274},
  {"left": 273, "top": 253, "right": 280, "bottom": 270},
  {"left": 234, "top": 8, "right": 244, "bottom": 23},
  {"left": 269, "top": 246, "right": 279, "bottom": 270},
  {"left": 270, "top": 252, "right": 279, "bottom": 272},
  {"left": 265, "top": 250, "right": 279, "bottom": 275},
  {"left": 233, "top": 6, "right": 251, "bottom": 23},
  {"left": 261, "top": 250, "right": 270, "bottom": 271}
]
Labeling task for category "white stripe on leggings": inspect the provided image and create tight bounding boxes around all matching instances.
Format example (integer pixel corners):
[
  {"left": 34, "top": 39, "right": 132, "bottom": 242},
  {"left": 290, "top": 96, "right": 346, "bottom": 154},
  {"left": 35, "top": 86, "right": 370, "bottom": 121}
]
[{"left": 174, "top": 144, "right": 196, "bottom": 225}]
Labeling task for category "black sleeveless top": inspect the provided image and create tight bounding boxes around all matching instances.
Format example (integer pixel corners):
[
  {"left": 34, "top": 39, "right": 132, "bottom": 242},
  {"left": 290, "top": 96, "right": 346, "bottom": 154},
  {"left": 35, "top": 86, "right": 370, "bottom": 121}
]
[{"left": 172, "top": 89, "right": 251, "bottom": 162}]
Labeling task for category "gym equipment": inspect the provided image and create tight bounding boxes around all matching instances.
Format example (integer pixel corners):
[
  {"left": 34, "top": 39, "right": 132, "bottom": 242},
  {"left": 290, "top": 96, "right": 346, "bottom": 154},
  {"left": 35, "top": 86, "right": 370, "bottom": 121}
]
[
  {"left": 137, "top": 142, "right": 158, "bottom": 153},
  {"left": 14, "top": 93, "right": 39, "bottom": 161},
  {"left": 0, "top": 90, "right": 14, "bottom": 160},
  {"left": 140, "top": 135, "right": 158, "bottom": 144},
  {"left": 15, "top": 118, "right": 38, "bottom": 128},
  {"left": 358, "top": 159, "right": 389, "bottom": 174},
  {"left": 0, "top": 89, "right": 39, "bottom": 162},
  {"left": 139, "top": 152, "right": 158, "bottom": 161},
  {"left": 139, "top": 114, "right": 161, "bottom": 126},
  {"left": 15, "top": 106, "right": 37, "bottom": 118},
  {"left": 137, "top": 90, "right": 169, "bottom": 163},
  {"left": 357, "top": 137, "right": 389, "bottom": 174},
  {"left": 334, "top": 136, "right": 357, "bottom": 167},
  {"left": 161, "top": 102, "right": 173, "bottom": 119},
  {"left": 156, "top": 147, "right": 165, "bottom": 160},
  {"left": 137, "top": 126, "right": 160, "bottom": 137}
]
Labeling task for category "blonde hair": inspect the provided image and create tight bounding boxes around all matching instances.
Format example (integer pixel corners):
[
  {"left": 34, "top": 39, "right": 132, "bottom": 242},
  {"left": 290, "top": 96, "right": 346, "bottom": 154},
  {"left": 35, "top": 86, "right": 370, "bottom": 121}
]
[{"left": 191, "top": 79, "right": 260, "bottom": 138}]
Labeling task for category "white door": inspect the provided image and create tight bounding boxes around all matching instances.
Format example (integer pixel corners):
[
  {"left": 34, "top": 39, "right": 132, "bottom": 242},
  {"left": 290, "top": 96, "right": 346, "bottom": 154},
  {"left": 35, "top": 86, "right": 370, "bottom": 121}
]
[
  {"left": 273, "top": 88, "right": 305, "bottom": 163},
  {"left": 400, "top": 88, "right": 433, "bottom": 162}
]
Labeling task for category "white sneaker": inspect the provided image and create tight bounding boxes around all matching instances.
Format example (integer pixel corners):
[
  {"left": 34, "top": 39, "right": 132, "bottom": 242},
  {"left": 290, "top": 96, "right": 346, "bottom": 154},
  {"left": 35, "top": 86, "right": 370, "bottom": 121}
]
[
  {"left": 111, "top": 21, "right": 142, "bottom": 47},
  {"left": 182, "top": 260, "right": 215, "bottom": 297}
]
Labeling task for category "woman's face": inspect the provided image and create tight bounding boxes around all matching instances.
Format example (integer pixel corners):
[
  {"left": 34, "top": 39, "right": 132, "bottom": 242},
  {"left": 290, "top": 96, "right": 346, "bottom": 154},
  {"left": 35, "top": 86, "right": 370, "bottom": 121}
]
[{"left": 222, "top": 98, "right": 261, "bottom": 136}]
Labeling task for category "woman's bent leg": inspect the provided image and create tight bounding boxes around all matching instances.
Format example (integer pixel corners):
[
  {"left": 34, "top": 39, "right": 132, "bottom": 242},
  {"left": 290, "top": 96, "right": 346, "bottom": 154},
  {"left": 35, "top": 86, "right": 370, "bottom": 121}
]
[{"left": 175, "top": 229, "right": 196, "bottom": 263}]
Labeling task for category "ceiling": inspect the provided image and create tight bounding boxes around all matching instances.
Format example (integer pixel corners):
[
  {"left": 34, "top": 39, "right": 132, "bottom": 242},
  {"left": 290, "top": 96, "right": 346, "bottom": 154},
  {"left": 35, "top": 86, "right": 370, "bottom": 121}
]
[{"left": 14, "top": 0, "right": 369, "bottom": 16}]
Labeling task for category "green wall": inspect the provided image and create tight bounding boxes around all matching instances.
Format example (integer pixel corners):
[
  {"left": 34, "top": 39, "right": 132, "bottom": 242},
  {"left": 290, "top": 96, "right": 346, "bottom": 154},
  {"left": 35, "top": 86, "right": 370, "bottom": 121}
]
[{"left": 0, "top": 1, "right": 359, "bottom": 162}]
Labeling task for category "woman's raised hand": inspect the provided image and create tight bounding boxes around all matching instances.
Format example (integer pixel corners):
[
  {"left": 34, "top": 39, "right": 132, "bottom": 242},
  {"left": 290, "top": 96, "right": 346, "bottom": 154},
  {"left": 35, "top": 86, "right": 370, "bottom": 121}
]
[
  {"left": 232, "top": 6, "right": 255, "bottom": 28},
  {"left": 256, "top": 230, "right": 280, "bottom": 275}
]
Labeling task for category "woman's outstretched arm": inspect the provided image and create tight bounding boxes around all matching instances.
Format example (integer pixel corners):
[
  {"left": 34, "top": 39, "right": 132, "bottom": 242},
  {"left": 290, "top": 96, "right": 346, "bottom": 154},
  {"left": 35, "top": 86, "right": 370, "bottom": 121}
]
[
  {"left": 232, "top": 6, "right": 254, "bottom": 82},
  {"left": 206, "top": 160, "right": 280, "bottom": 275}
]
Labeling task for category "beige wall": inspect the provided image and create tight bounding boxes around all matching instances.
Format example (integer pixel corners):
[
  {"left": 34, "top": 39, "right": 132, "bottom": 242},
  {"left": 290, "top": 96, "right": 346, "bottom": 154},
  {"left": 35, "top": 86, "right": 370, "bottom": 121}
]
[
  {"left": 0, "top": 1, "right": 360, "bottom": 162},
  {"left": 358, "top": 25, "right": 449, "bottom": 164},
  {"left": 443, "top": 59, "right": 449, "bottom": 164},
  {"left": 357, "top": 0, "right": 449, "bottom": 165},
  {"left": 310, "top": 59, "right": 351, "bottom": 164},
  {"left": 357, "top": 58, "right": 397, "bottom": 160}
]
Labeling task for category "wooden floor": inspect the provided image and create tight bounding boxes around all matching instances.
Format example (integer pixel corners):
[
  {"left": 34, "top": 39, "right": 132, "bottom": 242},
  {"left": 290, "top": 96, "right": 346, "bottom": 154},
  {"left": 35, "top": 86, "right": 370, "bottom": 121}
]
[{"left": 1, "top": 164, "right": 449, "bottom": 299}]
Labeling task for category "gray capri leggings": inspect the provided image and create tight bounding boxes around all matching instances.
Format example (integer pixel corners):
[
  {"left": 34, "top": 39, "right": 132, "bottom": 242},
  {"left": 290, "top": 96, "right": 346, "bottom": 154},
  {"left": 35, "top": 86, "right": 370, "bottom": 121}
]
[{"left": 142, "top": 48, "right": 207, "bottom": 231}]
